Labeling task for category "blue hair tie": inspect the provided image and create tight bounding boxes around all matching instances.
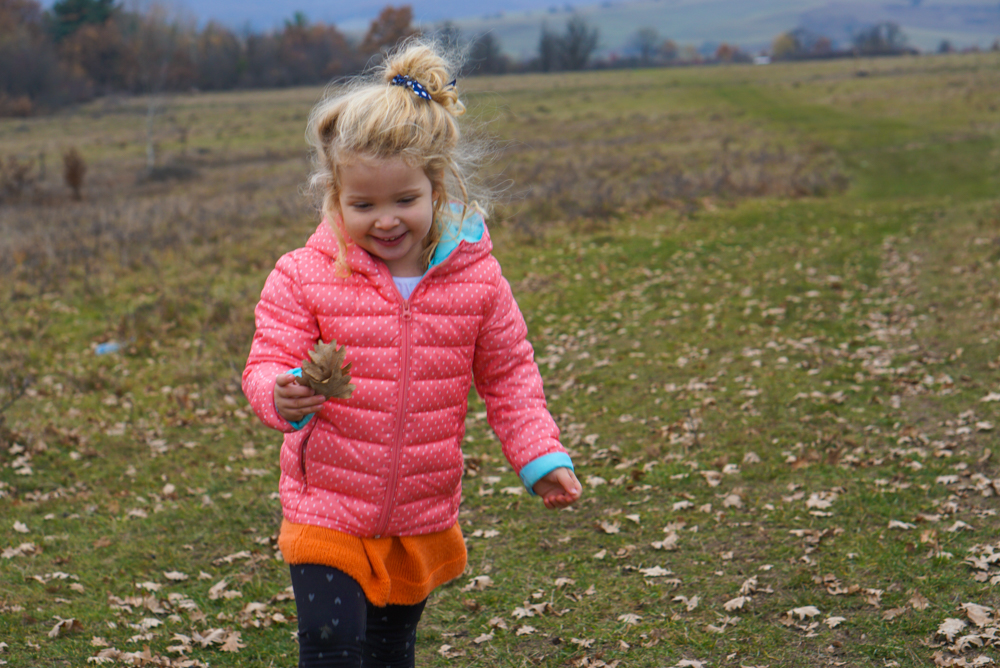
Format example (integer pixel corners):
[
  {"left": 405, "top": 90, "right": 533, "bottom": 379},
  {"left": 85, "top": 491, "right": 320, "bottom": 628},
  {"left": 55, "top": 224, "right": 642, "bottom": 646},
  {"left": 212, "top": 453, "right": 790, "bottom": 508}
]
[{"left": 391, "top": 74, "right": 432, "bottom": 101}]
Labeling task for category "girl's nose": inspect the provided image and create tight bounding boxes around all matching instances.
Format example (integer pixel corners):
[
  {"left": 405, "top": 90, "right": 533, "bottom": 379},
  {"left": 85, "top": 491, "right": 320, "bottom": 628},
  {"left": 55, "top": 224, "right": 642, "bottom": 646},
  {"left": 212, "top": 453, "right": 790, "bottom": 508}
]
[{"left": 374, "top": 213, "right": 397, "bottom": 229}]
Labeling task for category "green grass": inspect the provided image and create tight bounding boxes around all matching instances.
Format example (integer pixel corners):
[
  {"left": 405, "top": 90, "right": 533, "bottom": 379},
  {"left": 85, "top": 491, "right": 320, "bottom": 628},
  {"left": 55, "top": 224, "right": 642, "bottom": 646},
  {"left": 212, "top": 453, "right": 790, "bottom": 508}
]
[{"left": 1, "top": 53, "right": 999, "bottom": 667}]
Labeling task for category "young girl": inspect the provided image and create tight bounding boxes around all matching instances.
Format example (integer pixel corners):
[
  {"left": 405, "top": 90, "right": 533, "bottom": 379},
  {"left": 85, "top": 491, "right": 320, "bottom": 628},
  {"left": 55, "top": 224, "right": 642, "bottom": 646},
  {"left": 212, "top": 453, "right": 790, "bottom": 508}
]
[{"left": 242, "top": 41, "right": 582, "bottom": 668}]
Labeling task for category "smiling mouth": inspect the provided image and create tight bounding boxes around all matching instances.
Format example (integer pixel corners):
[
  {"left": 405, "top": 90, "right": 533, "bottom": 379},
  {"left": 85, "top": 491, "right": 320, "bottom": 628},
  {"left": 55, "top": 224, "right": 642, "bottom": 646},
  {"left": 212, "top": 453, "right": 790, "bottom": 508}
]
[{"left": 372, "top": 232, "right": 407, "bottom": 247}]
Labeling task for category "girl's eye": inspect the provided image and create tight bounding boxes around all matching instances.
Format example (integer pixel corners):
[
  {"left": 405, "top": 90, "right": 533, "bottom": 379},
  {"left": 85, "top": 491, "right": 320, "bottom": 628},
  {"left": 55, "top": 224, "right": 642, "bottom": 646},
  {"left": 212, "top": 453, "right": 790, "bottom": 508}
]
[
  {"left": 352, "top": 202, "right": 371, "bottom": 210},
  {"left": 398, "top": 197, "right": 416, "bottom": 204}
]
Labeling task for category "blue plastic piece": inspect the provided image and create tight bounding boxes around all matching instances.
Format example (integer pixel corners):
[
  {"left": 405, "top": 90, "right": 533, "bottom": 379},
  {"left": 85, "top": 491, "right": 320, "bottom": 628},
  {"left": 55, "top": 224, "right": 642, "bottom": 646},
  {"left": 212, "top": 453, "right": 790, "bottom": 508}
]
[{"left": 286, "top": 368, "right": 314, "bottom": 430}]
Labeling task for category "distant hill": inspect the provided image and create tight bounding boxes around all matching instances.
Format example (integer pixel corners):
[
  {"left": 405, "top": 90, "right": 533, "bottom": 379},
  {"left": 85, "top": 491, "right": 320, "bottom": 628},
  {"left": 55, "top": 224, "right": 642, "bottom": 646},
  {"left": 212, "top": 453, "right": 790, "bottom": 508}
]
[
  {"left": 36, "top": 0, "right": 1000, "bottom": 54},
  {"left": 450, "top": 0, "right": 1000, "bottom": 58}
]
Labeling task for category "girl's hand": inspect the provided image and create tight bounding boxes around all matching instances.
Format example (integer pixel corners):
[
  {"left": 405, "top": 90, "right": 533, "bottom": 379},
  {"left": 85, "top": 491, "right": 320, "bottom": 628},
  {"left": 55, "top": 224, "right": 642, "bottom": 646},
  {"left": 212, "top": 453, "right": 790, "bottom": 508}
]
[
  {"left": 274, "top": 373, "right": 327, "bottom": 423},
  {"left": 532, "top": 467, "right": 582, "bottom": 510}
]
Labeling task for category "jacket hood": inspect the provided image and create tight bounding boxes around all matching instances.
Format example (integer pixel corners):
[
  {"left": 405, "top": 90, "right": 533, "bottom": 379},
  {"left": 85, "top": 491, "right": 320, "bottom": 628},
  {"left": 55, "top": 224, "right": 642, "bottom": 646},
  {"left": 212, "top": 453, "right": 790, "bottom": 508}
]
[{"left": 306, "top": 202, "right": 491, "bottom": 280}]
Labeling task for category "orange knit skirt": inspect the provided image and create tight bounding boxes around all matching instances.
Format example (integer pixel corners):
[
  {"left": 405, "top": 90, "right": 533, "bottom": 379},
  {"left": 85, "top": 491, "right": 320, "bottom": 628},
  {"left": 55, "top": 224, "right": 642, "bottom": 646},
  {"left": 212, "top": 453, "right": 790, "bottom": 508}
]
[{"left": 278, "top": 520, "right": 468, "bottom": 607}]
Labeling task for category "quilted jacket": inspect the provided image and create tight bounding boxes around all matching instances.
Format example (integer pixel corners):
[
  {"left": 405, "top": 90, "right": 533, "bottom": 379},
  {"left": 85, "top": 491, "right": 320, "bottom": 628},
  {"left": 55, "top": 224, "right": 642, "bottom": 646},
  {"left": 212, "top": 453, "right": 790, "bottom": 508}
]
[{"left": 243, "top": 210, "right": 571, "bottom": 538}]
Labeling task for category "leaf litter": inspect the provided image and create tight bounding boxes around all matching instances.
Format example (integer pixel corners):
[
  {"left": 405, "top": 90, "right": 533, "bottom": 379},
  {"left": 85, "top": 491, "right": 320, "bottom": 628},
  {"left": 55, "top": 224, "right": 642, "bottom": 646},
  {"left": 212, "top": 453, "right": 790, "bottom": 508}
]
[{"left": 1, "top": 89, "right": 999, "bottom": 668}]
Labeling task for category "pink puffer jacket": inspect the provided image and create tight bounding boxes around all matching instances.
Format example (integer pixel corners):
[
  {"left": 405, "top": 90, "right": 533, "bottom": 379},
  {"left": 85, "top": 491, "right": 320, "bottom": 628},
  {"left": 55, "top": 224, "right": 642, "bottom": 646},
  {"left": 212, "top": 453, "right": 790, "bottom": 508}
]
[{"left": 243, "top": 213, "right": 570, "bottom": 538}]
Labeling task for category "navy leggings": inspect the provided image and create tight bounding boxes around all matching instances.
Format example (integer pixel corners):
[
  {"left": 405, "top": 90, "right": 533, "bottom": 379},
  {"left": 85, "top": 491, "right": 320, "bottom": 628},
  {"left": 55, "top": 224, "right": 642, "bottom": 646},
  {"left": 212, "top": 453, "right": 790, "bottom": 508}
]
[{"left": 290, "top": 564, "right": 426, "bottom": 668}]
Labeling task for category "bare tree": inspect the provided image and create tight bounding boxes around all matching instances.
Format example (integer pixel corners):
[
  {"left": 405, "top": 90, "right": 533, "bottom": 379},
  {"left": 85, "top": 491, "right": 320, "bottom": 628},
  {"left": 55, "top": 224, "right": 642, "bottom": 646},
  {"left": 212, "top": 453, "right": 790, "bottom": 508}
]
[
  {"left": 560, "top": 14, "right": 598, "bottom": 70},
  {"left": 537, "top": 22, "right": 561, "bottom": 72},
  {"left": 466, "top": 32, "right": 507, "bottom": 75},
  {"left": 852, "top": 22, "right": 907, "bottom": 55},
  {"left": 125, "top": 2, "right": 184, "bottom": 173},
  {"left": 630, "top": 27, "right": 660, "bottom": 65}
]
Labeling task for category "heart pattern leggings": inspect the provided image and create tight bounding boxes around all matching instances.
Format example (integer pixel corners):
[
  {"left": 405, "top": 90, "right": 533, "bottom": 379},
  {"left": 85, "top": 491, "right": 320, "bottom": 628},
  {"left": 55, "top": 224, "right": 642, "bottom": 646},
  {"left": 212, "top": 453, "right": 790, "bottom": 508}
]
[{"left": 289, "top": 564, "right": 427, "bottom": 668}]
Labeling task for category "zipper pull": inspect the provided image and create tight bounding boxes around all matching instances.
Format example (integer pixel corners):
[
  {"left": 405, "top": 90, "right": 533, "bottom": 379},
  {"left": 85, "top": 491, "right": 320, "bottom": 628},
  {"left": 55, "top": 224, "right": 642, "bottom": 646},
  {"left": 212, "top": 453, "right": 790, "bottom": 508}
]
[{"left": 402, "top": 301, "right": 412, "bottom": 321}]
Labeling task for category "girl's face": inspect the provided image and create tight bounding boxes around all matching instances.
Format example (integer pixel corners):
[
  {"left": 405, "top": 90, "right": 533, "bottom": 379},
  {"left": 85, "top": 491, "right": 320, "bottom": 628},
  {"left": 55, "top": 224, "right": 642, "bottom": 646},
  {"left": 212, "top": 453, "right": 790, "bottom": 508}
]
[{"left": 335, "top": 155, "right": 436, "bottom": 278}]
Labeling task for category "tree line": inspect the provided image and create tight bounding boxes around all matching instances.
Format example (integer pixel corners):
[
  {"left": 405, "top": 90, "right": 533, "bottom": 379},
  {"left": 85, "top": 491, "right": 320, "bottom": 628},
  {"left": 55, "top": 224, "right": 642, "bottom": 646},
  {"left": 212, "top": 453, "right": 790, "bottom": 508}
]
[
  {"left": 2, "top": 0, "right": 993, "bottom": 118},
  {"left": 0, "top": 1, "right": 498, "bottom": 116}
]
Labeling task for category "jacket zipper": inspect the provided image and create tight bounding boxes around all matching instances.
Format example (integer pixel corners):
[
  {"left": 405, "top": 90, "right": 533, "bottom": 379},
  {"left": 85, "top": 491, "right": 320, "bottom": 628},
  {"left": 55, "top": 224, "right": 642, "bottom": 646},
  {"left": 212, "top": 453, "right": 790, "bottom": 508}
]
[{"left": 373, "top": 297, "right": 412, "bottom": 537}]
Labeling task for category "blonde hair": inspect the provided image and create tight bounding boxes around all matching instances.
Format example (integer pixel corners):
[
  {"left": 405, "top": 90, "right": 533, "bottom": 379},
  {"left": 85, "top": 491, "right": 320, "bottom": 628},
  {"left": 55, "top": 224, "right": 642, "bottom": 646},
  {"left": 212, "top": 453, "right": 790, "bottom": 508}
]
[{"left": 306, "top": 39, "right": 480, "bottom": 275}]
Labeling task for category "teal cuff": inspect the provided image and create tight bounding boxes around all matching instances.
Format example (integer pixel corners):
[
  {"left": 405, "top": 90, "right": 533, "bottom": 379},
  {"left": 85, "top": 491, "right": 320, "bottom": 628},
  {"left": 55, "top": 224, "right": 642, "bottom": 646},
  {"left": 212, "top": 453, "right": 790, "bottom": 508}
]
[
  {"left": 285, "top": 368, "right": 313, "bottom": 431},
  {"left": 519, "top": 452, "right": 574, "bottom": 496}
]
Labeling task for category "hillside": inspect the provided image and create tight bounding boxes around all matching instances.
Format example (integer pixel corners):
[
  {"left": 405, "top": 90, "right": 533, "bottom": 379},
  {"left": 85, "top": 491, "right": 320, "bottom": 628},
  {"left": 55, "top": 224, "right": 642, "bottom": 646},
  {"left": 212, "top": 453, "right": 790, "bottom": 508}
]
[
  {"left": 37, "top": 0, "right": 1000, "bottom": 53},
  {"left": 451, "top": 0, "right": 1000, "bottom": 58}
]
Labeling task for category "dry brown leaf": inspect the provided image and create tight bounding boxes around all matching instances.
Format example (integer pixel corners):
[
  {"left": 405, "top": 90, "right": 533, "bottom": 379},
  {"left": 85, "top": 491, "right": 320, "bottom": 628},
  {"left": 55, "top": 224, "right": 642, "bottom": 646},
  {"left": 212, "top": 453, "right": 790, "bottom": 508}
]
[
  {"left": 598, "top": 520, "right": 621, "bottom": 534},
  {"left": 220, "top": 632, "right": 244, "bottom": 652},
  {"left": 937, "top": 618, "right": 967, "bottom": 641},
  {"left": 787, "top": 605, "right": 821, "bottom": 620},
  {"left": 881, "top": 607, "right": 908, "bottom": 621},
  {"left": 438, "top": 644, "right": 465, "bottom": 658},
  {"left": 962, "top": 603, "right": 993, "bottom": 627},
  {"left": 47, "top": 617, "right": 82, "bottom": 638},
  {"left": 724, "top": 596, "right": 749, "bottom": 611},
  {"left": 208, "top": 579, "right": 230, "bottom": 600},
  {"left": 297, "top": 340, "right": 355, "bottom": 399},
  {"left": 461, "top": 576, "right": 494, "bottom": 592},
  {"left": 673, "top": 595, "right": 699, "bottom": 611},
  {"left": 909, "top": 591, "right": 930, "bottom": 610}
]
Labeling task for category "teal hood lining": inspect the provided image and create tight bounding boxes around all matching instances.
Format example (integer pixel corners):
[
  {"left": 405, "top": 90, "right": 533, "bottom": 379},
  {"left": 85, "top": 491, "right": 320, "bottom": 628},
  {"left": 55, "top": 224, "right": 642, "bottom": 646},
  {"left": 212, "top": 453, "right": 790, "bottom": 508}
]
[{"left": 428, "top": 202, "right": 485, "bottom": 270}]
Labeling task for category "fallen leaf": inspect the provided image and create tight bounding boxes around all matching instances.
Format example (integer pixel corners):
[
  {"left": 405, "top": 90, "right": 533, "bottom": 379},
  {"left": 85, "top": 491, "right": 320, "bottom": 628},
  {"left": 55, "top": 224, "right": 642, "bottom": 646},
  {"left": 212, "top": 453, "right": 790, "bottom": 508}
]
[
  {"left": 724, "top": 596, "right": 749, "bottom": 611},
  {"left": 220, "top": 632, "right": 244, "bottom": 652},
  {"left": 438, "top": 644, "right": 465, "bottom": 658},
  {"left": 13, "top": 522, "right": 28, "bottom": 534},
  {"left": 825, "top": 616, "right": 846, "bottom": 628},
  {"left": 617, "top": 613, "right": 643, "bottom": 625},
  {"left": 723, "top": 493, "right": 743, "bottom": 509},
  {"left": 962, "top": 603, "right": 993, "bottom": 627},
  {"left": 208, "top": 579, "right": 231, "bottom": 600},
  {"left": 909, "top": 592, "right": 930, "bottom": 610},
  {"left": 882, "top": 607, "right": 907, "bottom": 621},
  {"left": 472, "top": 631, "right": 494, "bottom": 644},
  {"left": 47, "top": 617, "right": 82, "bottom": 638},
  {"left": 515, "top": 625, "right": 536, "bottom": 636},
  {"left": 163, "top": 571, "right": 188, "bottom": 581},
  {"left": 598, "top": 520, "right": 621, "bottom": 535},
  {"left": 937, "top": 618, "right": 967, "bottom": 641},
  {"left": 462, "top": 576, "right": 494, "bottom": 592},
  {"left": 673, "top": 595, "right": 700, "bottom": 611},
  {"left": 788, "top": 606, "right": 821, "bottom": 620}
]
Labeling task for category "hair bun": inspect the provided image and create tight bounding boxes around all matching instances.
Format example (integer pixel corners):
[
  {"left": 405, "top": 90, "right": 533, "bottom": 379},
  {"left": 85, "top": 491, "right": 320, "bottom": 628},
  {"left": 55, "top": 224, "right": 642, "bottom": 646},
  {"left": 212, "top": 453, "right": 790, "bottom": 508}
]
[{"left": 384, "top": 41, "right": 465, "bottom": 117}]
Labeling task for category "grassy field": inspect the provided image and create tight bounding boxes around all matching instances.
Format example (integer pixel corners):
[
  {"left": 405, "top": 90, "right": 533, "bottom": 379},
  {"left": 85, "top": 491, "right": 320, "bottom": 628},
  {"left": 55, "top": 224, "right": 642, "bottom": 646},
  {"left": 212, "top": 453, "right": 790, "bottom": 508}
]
[{"left": 1, "top": 53, "right": 999, "bottom": 667}]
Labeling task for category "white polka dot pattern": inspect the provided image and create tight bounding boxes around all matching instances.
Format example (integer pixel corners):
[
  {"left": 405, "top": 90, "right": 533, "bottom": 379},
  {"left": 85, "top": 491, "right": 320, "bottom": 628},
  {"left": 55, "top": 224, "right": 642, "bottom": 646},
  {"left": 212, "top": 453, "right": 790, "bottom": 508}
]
[{"left": 242, "top": 221, "right": 566, "bottom": 538}]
